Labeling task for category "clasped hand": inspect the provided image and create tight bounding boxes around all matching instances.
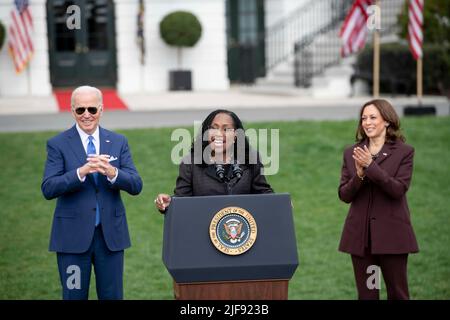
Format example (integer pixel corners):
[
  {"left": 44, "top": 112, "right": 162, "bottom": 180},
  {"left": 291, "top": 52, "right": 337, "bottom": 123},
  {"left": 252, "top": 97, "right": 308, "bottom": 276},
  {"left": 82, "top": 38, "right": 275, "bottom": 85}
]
[{"left": 79, "top": 154, "right": 116, "bottom": 179}]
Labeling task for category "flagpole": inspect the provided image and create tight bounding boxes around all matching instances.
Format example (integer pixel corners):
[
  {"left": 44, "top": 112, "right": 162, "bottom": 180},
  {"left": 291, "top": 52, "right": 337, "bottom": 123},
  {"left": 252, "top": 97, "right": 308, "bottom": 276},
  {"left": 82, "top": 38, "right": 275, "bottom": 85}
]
[
  {"left": 138, "top": 0, "right": 145, "bottom": 92},
  {"left": 373, "top": 0, "right": 380, "bottom": 98},
  {"left": 417, "top": 57, "right": 423, "bottom": 106},
  {"left": 140, "top": 63, "right": 145, "bottom": 93},
  {"left": 27, "top": 63, "right": 31, "bottom": 95}
]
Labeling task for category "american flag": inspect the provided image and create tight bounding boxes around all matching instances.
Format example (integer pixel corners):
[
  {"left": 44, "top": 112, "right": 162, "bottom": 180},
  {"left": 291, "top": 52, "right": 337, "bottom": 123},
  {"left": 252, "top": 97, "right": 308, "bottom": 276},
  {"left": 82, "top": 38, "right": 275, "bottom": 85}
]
[
  {"left": 339, "top": 0, "right": 373, "bottom": 57},
  {"left": 408, "top": 0, "right": 424, "bottom": 60},
  {"left": 137, "top": 0, "right": 145, "bottom": 65},
  {"left": 8, "top": 0, "right": 34, "bottom": 73}
]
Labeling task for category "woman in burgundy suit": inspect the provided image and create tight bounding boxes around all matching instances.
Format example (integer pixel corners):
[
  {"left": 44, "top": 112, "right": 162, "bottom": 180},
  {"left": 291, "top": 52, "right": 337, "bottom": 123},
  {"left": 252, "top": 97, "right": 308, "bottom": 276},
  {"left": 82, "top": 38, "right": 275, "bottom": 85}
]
[{"left": 338, "top": 99, "right": 419, "bottom": 300}]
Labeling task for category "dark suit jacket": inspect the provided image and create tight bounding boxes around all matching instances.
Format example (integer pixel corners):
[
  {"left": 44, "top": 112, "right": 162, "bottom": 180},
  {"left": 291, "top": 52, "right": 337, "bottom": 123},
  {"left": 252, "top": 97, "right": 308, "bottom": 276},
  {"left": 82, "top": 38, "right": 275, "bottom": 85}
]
[
  {"left": 42, "top": 126, "right": 143, "bottom": 253},
  {"left": 173, "top": 155, "right": 273, "bottom": 197},
  {"left": 338, "top": 139, "right": 419, "bottom": 257}
]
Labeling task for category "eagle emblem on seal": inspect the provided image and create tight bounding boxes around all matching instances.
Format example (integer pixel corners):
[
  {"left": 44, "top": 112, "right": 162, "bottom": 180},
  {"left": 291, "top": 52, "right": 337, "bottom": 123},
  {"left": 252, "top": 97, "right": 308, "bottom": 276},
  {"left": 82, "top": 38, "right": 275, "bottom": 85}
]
[{"left": 223, "top": 218, "right": 245, "bottom": 244}]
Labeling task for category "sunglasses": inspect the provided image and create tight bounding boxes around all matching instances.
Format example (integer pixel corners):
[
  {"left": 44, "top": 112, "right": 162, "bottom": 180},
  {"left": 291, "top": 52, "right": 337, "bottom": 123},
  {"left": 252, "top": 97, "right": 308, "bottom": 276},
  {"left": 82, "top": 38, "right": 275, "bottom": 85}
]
[{"left": 74, "top": 107, "right": 100, "bottom": 115}]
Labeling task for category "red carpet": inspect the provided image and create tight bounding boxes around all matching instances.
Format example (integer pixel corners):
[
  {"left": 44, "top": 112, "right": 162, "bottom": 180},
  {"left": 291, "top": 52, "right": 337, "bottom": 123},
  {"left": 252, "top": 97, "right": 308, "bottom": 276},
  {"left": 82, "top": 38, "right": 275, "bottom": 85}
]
[{"left": 54, "top": 89, "right": 128, "bottom": 112}]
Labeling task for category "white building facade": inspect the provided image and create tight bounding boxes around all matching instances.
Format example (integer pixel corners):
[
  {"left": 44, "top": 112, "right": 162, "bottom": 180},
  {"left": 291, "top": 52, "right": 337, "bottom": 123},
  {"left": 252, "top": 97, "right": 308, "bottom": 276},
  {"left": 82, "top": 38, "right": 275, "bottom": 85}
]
[
  {"left": 0, "top": 0, "right": 335, "bottom": 98},
  {"left": 0, "top": 0, "right": 232, "bottom": 96}
]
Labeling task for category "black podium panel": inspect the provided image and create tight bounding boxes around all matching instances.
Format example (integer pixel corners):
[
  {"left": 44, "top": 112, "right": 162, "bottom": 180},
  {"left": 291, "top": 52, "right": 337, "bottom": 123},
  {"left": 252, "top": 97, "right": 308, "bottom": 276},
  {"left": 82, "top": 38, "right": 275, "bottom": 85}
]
[{"left": 163, "top": 193, "right": 299, "bottom": 283}]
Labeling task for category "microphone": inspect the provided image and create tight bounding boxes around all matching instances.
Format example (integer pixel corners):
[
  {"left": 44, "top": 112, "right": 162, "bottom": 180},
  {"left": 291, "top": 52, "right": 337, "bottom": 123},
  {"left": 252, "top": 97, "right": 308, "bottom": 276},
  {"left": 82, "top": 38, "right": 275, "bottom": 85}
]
[
  {"left": 215, "top": 164, "right": 225, "bottom": 181},
  {"left": 231, "top": 163, "right": 242, "bottom": 180}
]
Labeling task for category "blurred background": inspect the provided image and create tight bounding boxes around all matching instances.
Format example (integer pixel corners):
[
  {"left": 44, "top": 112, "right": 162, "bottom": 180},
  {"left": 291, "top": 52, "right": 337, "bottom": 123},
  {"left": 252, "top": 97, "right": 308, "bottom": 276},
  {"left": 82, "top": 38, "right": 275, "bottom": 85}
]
[{"left": 0, "top": 0, "right": 448, "bottom": 97}]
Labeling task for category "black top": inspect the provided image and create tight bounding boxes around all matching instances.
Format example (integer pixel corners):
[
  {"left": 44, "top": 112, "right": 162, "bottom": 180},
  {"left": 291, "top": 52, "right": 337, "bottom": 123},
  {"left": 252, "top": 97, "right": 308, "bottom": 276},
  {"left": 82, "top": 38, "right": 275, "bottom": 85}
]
[{"left": 173, "top": 156, "right": 274, "bottom": 197}]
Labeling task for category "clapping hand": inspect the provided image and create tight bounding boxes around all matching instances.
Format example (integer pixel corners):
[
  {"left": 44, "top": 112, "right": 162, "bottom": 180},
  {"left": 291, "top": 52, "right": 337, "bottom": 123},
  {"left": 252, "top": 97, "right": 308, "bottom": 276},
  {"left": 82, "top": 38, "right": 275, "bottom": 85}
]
[
  {"left": 353, "top": 146, "right": 373, "bottom": 168},
  {"left": 352, "top": 146, "right": 372, "bottom": 179}
]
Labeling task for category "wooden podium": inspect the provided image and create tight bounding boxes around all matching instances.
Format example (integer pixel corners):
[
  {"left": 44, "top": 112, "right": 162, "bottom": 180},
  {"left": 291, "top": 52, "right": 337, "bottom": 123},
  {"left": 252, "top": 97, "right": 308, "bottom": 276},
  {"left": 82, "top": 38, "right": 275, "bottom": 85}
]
[
  {"left": 163, "top": 194, "right": 298, "bottom": 300},
  {"left": 174, "top": 279, "right": 289, "bottom": 300}
]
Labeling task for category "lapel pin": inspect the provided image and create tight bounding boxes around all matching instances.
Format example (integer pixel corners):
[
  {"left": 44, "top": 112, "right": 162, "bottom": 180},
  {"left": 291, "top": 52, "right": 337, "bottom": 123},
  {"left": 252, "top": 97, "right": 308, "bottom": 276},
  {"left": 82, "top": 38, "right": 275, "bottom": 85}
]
[{"left": 106, "top": 140, "right": 110, "bottom": 143}]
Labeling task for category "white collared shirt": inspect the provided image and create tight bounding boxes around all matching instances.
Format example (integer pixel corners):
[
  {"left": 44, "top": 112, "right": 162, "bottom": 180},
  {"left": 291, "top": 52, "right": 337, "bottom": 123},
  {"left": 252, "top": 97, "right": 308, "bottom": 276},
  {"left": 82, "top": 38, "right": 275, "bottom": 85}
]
[
  {"left": 76, "top": 123, "right": 100, "bottom": 157},
  {"left": 75, "top": 124, "right": 118, "bottom": 184}
]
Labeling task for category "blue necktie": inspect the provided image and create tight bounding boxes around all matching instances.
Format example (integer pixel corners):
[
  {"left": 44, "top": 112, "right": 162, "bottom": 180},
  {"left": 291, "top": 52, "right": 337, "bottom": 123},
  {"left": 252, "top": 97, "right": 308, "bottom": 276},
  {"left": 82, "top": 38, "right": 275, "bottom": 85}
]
[{"left": 87, "top": 136, "right": 100, "bottom": 226}]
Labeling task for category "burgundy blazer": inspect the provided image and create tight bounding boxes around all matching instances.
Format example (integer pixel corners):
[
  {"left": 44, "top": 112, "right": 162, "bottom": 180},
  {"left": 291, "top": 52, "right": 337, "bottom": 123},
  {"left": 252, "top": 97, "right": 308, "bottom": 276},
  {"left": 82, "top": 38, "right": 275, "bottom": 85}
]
[{"left": 338, "top": 139, "right": 419, "bottom": 257}]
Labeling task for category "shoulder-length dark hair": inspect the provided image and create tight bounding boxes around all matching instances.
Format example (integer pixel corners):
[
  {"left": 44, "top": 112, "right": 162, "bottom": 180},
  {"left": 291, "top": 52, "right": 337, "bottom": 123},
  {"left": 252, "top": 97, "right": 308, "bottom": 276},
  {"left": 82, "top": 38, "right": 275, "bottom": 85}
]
[
  {"left": 191, "top": 109, "right": 255, "bottom": 166},
  {"left": 356, "top": 99, "right": 405, "bottom": 143}
]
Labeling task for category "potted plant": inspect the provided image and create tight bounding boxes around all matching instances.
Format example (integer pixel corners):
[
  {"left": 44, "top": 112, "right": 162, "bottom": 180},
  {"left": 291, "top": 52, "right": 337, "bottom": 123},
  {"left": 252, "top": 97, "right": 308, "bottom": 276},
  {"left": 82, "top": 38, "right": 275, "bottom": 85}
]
[
  {"left": 0, "top": 20, "right": 6, "bottom": 52},
  {"left": 159, "top": 11, "right": 202, "bottom": 90}
]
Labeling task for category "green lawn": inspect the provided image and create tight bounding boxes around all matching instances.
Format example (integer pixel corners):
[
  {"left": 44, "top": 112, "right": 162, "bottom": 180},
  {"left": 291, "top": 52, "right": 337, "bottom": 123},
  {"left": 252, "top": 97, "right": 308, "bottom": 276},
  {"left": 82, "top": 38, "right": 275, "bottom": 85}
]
[{"left": 0, "top": 117, "right": 449, "bottom": 299}]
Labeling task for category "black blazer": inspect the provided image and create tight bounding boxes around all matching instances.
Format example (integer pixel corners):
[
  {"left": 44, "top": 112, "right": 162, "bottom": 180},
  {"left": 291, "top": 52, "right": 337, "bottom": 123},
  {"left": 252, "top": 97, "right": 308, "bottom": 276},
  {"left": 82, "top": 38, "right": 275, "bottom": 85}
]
[{"left": 173, "top": 155, "right": 274, "bottom": 197}]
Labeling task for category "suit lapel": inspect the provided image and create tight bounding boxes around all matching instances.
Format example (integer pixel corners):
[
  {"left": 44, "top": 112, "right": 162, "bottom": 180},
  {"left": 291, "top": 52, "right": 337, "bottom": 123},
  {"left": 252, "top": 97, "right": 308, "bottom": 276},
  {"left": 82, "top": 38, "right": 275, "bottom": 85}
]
[
  {"left": 375, "top": 142, "right": 396, "bottom": 166},
  {"left": 66, "top": 125, "right": 88, "bottom": 167},
  {"left": 98, "top": 127, "right": 113, "bottom": 186},
  {"left": 66, "top": 125, "right": 98, "bottom": 187},
  {"left": 99, "top": 127, "right": 112, "bottom": 157}
]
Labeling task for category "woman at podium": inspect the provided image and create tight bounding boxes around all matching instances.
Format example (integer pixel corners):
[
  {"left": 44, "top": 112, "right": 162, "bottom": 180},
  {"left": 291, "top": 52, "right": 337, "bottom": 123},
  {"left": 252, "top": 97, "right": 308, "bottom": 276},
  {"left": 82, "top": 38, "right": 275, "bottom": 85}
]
[
  {"left": 155, "top": 109, "right": 273, "bottom": 212},
  {"left": 338, "top": 99, "right": 419, "bottom": 300}
]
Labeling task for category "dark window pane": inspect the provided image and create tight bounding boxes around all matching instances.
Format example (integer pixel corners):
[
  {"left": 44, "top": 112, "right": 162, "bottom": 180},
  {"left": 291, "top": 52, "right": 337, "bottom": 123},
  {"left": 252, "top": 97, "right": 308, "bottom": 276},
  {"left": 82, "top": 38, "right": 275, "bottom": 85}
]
[
  {"left": 238, "top": 0, "right": 258, "bottom": 44},
  {"left": 53, "top": 1, "right": 76, "bottom": 51},
  {"left": 86, "top": 0, "right": 109, "bottom": 50}
]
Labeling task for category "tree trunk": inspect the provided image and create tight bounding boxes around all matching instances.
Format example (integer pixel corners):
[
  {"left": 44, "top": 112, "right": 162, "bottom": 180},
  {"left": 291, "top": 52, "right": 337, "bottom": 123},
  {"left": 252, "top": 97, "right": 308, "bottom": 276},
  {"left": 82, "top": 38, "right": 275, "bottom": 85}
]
[{"left": 177, "top": 47, "right": 183, "bottom": 70}]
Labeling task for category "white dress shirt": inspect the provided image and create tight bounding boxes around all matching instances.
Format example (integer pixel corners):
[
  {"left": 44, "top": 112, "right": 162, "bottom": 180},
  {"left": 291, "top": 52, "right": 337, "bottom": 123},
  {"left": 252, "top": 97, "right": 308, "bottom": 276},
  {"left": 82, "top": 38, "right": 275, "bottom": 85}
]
[{"left": 76, "top": 124, "right": 118, "bottom": 184}]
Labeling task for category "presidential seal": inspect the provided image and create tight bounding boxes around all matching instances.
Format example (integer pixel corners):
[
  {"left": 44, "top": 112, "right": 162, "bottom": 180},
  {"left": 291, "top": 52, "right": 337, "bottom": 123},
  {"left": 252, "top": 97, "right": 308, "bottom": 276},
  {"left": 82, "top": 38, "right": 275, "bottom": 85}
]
[{"left": 209, "top": 207, "right": 257, "bottom": 255}]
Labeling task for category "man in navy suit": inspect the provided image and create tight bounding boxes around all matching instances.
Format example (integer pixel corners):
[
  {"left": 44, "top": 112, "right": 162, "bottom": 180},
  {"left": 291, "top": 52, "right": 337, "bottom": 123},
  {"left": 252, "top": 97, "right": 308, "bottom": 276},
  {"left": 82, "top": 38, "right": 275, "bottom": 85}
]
[{"left": 42, "top": 86, "right": 143, "bottom": 299}]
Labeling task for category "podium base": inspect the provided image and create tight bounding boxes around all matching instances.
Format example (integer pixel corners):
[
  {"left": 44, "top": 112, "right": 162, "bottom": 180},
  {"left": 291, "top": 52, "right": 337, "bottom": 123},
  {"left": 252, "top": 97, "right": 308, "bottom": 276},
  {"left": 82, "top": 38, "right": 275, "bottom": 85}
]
[{"left": 174, "top": 279, "right": 289, "bottom": 300}]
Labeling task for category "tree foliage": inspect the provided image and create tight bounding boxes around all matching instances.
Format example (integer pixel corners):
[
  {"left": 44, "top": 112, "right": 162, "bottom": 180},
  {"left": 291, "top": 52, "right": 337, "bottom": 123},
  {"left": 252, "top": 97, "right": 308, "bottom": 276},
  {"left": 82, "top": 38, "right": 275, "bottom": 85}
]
[{"left": 159, "top": 11, "right": 202, "bottom": 48}]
